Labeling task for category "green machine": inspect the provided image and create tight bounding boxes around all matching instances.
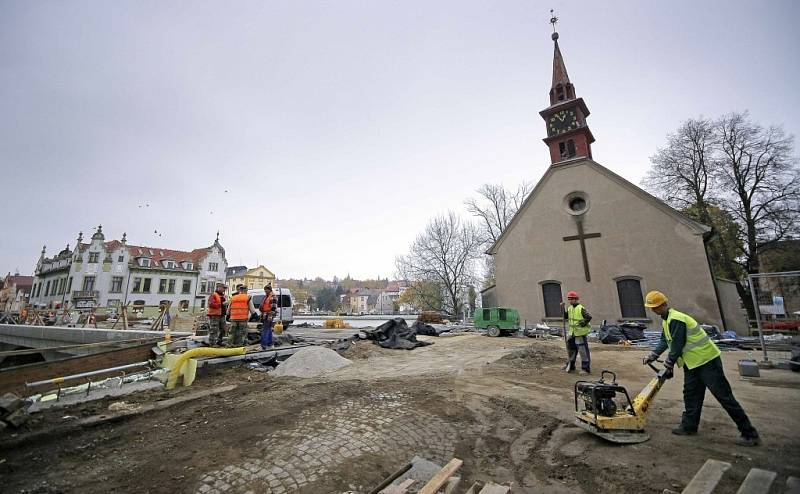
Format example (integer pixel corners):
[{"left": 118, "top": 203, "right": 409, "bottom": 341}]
[{"left": 474, "top": 307, "right": 520, "bottom": 337}]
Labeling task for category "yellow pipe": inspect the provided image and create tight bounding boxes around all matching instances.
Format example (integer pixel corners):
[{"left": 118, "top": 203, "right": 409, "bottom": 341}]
[{"left": 165, "top": 347, "right": 245, "bottom": 389}]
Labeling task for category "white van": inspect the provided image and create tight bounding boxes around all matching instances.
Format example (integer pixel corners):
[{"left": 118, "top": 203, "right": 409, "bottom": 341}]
[{"left": 248, "top": 287, "right": 294, "bottom": 327}]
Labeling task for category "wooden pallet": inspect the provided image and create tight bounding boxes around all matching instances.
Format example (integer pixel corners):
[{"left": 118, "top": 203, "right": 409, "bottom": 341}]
[{"left": 670, "top": 459, "right": 798, "bottom": 494}]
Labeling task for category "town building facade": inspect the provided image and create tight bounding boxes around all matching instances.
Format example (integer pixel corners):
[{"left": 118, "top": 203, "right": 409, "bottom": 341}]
[
  {"left": 0, "top": 273, "right": 33, "bottom": 312},
  {"left": 29, "top": 226, "right": 228, "bottom": 312},
  {"left": 224, "top": 265, "right": 276, "bottom": 297}
]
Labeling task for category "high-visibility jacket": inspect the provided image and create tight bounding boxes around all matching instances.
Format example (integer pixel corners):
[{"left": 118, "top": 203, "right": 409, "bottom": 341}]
[
  {"left": 229, "top": 293, "right": 250, "bottom": 321},
  {"left": 260, "top": 293, "right": 274, "bottom": 313},
  {"left": 207, "top": 292, "right": 223, "bottom": 316},
  {"left": 567, "top": 304, "right": 590, "bottom": 337},
  {"left": 663, "top": 309, "right": 720, "bottom": 369}
]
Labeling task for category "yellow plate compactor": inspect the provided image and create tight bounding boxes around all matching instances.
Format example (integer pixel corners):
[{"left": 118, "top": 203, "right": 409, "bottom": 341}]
[{"left": 574, "top": 363, "right": 670, "bottom": 444}]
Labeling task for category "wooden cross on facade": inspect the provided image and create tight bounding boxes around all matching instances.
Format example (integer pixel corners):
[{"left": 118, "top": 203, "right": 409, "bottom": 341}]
[{"left": 563, "top": 220, "right": 601, "bottom": 282}]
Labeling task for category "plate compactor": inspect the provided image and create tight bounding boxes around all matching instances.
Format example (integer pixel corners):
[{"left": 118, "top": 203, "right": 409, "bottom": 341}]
[{"left": 574, "top": 363, "right": 670, "bottom": 444}]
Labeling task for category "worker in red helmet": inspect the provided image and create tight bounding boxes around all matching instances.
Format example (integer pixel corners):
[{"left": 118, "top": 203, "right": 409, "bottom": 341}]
[{"left": 560, "top": 291, "right": 592, "bottom": 374}]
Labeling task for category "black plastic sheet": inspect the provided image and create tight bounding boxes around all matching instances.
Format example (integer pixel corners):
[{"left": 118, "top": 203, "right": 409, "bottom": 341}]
[{"left": 363, "top": 318, "right": 433, "bottom": 350}]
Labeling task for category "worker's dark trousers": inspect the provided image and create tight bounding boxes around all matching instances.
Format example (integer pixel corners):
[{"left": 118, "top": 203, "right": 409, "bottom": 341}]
[
  {"left": 567, "top": 335, "right": 591, "bottom": 372},
  {"left": 681, "top": 356, "right": 758, "bottom": 437}
]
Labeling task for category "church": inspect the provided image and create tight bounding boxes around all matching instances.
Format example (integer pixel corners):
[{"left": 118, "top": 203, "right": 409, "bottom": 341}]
[{"left": 483, "top": 26, "right": 745, "bottom": 331}]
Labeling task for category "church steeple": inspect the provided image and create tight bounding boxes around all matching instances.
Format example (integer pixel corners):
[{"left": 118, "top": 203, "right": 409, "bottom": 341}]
[{"left": 539, "top": 12, "right": 595, "bottom": 165}]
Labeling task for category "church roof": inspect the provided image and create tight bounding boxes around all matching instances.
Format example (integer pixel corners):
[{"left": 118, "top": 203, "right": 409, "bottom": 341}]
[
  {"left": 552, "top": 39, "right": 570, "bottom": 89},
  {"left": 486, "top": 159, "right": 711, "bottom": 255}
]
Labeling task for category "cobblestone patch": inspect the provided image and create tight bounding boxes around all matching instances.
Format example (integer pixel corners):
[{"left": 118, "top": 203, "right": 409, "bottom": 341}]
[{"left": 196, "top": 392, "right": 456, "bottom": 493}]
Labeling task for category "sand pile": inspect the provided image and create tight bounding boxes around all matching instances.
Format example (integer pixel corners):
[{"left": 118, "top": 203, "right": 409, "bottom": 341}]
[{"left": 272, "top": 346, "right": 352, "bottom": 378}]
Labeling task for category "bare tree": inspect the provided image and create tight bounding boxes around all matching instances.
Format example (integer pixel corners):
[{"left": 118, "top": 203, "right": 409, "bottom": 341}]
[
  {"left": 395, "top": 212, "right": 483, "bottom": 317},
  {"left": 643, "top": 118, "right": 716, "bottom": 214},
  {"left": 715, "top": 112, "right": 800, "bottom": 275},
  {"left": 464, "top": 182, "right": 532, "bottom": 284},
  {"left": 465, "top": 182, "right": 533, "bottom": 245},
  {"left": 641, "top": 118, "right": 741, "bottom": 281}
]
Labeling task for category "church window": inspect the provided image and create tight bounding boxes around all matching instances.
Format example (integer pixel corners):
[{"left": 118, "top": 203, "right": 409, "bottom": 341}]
[
  {"left": 558, "top": 140, "right": 576, "bottom": 159},
  {"left": 556, "top": 84, "right": 565, "bottom": 101},
  {"left": 616, "top": 278, "right": 646, "bottom": 318},
  {"left": 568, "top": 196, "right": 586, "bottom": 213},
  {"left": 541, "top": 282, "right": 563, "bottom": 318}
]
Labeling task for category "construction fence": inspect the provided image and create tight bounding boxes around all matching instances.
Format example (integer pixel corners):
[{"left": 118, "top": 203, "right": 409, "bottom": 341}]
[{"left": 748, "top": 270, "right": 800, "bottom": 370}]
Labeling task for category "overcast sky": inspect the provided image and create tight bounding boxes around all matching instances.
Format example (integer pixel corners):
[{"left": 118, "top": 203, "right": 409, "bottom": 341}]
[{"left": 1, "top": 1, "right": 798, "bottom": 280}]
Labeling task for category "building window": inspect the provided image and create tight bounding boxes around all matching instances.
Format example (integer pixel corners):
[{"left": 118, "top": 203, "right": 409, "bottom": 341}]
[
  {"left": 559, "top": 139, "right": 576, "bottom": 159},
  {"left": 50, "top": 281, "right": 58, "bottom": 296},
  {"left": 88, "top": 252, "right": 99, "bottom": 263},
  {"left": 556, "top": 84, "right": 565, "bottom": 101},
  {"left": 110, "top": 276, "right": 123, "bottom": 293},
  {"left": 616, "top": 278, "right": 646, "bottom": 318},
  {"left": 159, "top": 279, "right": 168, "bottom": 293},
  {"left": 132, "top": 277, "right": 142, "bottom": 293},
  {"left": 168, "top": 279, "right": 176, "bottom": 293},
  {"left": 179, "top": 300, "right": 189, "bottom": 311},
  {"left": 133, "top": 300, "right": 145, "bottom": 314},
  {"left": 67, "top": 277, "right": 73, "bottom": 293},
  {"left": 208, "top": 262, "right": 219, "bottom": 272},
  {"left": 142, "top": 278, "right": 152, "bottom": 293},
  {"left": 44, "top": 281, "right": 51, "bottom": 296},
  {"left": 82, "top": 276, "right": 96, "bottom": 291},
  {"left": 200, "top": 298, "right": 206, "bottom": 309},
  {"left": 57, "top": 278, "right": 64, "bottom": 295},
  {"left": 36, "top": 283, "right": 42, "bottom": 297},
  {"left": 182, "top": 280, "right": 191, "bottom": 294},
  {"left": 139, "top": 258, "right": 151, "bottom": 267},
  {"left": 541, "top": 282, "right": 563, "bottom": 318},
  {"left": 164, "top": 261, "right": 176, "bottom": 269},
  {"left": 118, "top": 255, "right": 124, "bottom": 262}
]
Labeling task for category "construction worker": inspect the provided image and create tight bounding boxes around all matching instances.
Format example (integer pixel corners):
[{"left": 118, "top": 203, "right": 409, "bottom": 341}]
[
  {"left": 207, "top": 282, "right": 228, "bottom": 347},
  {"left": 228, "top": 284, "right": 257, "bottom": 347},
  {"left": 260, "top": 284, "right": 276, "bottom": 350},
  {"left": 642, "top": 290, "right": 760, "bottom": 446},
  {"left": 560, "top": 291, "right": 592, "bottom": 374}
]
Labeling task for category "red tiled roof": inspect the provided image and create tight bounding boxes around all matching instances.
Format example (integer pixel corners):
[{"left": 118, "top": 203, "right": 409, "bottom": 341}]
[
  {"left": 79, "top": 240, "right": 213, "bottom": 265},
  {"left": 6, "top": 275, "right": 33, "bottom": 289}
]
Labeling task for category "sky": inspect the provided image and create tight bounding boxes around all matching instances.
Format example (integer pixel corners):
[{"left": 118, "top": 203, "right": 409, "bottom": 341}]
[{"left": 1, "top": 0, "right": 799, "bottom": 280}]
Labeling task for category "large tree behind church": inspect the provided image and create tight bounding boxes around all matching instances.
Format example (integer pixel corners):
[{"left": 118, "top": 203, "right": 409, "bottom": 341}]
[
  {"left": 464, "top": 182, "right": 533, "bottom": 285},
  {"left": 644, "top": 112, "right": 800, "bottom": 316},
  {"left": 395, "top": 212, "right": 483, "bottom": 317}
]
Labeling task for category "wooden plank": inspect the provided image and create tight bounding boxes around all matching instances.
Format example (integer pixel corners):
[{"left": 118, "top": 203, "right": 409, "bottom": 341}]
[
  {"left": 417, "top": 458, "right": 463, "bottom": 494},
  {"left": 0, "top": 342, "right": 155, "bottom": 396},
  {"left": 681, "top": 459, "right": 732, "bottom": 494},
  {"left": 786, "top": 477, "right": 800, "bottom": 494},
  {"left": 478, "top": 482, "right": 511, "bottom": 494},
  {"left": 369, "top": 462, "right": 413, "bottom": 494},
  {"left": 735, "top": 468, "right": 776, "bottom": 494}
]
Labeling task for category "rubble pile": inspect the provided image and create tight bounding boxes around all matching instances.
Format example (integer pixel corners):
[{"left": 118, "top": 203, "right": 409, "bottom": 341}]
[{"left": 0, "top": 392, "right": 29, "bottom": 430}]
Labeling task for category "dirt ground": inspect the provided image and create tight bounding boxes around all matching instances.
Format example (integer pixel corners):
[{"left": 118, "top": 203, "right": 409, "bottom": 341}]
[{"left": 1, "top": 334, "right": 799, "bottom": 493}]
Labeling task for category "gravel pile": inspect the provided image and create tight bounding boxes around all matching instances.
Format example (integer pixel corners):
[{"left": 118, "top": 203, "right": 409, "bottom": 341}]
[{"left": 271, "top": 346, "right": 353, "bottom": 378}]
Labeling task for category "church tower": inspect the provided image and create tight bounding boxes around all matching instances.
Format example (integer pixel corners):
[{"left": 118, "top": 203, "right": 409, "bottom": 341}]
[{"left": 539, "top": 15, "right": 595, "bottom": 165}]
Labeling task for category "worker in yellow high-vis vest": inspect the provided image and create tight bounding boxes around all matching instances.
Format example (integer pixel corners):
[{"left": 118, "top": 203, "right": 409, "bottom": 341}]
[
  {"left": 560, "top": 290, "right": 592, "bottom": 374},
  {"left": 643, "top": 290, "right": 760, "bottom": 446}
]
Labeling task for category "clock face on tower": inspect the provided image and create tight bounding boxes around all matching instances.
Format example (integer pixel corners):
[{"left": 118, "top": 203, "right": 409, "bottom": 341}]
[{"left": 548, "top": 109, "right": 579, "bottom": 136}]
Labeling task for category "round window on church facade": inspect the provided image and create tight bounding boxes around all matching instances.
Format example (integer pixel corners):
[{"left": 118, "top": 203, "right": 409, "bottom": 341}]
[{"left": 564, "top": 192, "right": 590, "bottom": 216}]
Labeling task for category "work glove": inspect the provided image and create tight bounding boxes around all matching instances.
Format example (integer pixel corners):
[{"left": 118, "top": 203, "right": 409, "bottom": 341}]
[
  {"left": 642, "top": 352, "right": 659, "bottom": 365},
  {"left": 579, "top": 320, "right": 589, "bottom": 327},
  {"left": 663, "top": 358, "right": 675, "bottom": 379}
]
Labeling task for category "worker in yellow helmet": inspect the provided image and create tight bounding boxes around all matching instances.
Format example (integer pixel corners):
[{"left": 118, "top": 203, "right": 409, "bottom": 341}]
[{"left": 643, "top": 290, "right": 760, "bottom": 446}]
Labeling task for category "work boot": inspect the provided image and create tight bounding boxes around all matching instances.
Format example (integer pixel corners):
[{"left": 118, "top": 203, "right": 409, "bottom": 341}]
[
  {"left": 671, "top": 427, "right": 697, "bottom": 436},
  {"left": 735, "top": 435, "right": 761, "bottom": 447},
  {"left": 562, "top": 363, "right": 575, "bottom": 373}
]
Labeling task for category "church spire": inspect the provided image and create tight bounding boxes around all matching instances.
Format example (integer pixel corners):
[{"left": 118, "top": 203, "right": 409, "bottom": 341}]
[
  {"left": 548, "top": 11, "right": 575, "bottom": 105},
  {"left": 539, "top": 12, "right": 595, "bottom": 165}
]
